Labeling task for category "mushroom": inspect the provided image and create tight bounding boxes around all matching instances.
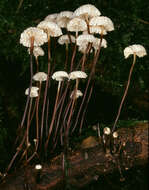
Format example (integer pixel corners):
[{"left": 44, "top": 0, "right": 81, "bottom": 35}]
[
  {"left": 25, "top": 86, "right": 39, "bottom": 98},
  {"left": 37, "top": 20, "right": 62, "bottom": 37},
  {"left": 37, "top": 20, "right": 62, "bottom": 61},
  {"left": 57, "top": 11, "right": 73, "bottom": 28},
  {"left": 28, "top": 47, "right": 44, "bottom": 72},
  {"left": 92, "top": 37, "right": 107, "bottom": 52},
  {"left": 67, "top": 17, "right": 87, "bottom": 37},
  {"left": 58, "top": 34, "right": 76, "bottom": 69},
  {"left": 45, "top": 71, "right": 69, "bottom": 149},
  {"left": 44, "top": 13, "right": 58, "bottom": 23},
  {"left": 103, "top": 127, "right": 111, "bottom": 155},
  {"left": 33, "top": 72, "right": 47, "bottom": 150},
  {"left": 124, "top": 44, "right": 147, "bottom": 58},
  {"left": 69, "top": 70, "right": 87, "bottom": 80},
  {"left": 58, "top": 34, "right": 75, "bottom": 45},
  {"left": 70, "top": 89, "right": 83, "bottom": 99},
  {"left": 33, "top": 72, "right": 47, "bottom": 83},
  {"left": 73, "top": 4, "right": 101, "bottom": 33},
  {"left": 112, "top": 44, "right": 147, "bottom": 132},
  {"left": 20, "top": 27, "right": 47, "bottom": 52},
  {"left": 89, "top": 16, "right": 114, "bottom": 35},
  {"left": 73, "top": 4, "right": 101, "bottom": 20},
  {"left": 76, "top": 34, "right": 95, "bottom": 70},
  {"left": 35, "top": 164, "right": 42, "bottom": 183}
]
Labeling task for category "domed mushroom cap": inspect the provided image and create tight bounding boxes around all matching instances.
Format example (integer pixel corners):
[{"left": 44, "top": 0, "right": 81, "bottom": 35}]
[
  {"left": 25, "top": 86, "right": 39, "bottom": 98},
  {"left": 93, "top": 37, "right": 107, "bottom": 50},
  {"left": 33, "top": 72, "right": 47, "bottom": 82},
  {"left": 44, "top": 13, "right": 58, "bottom": 22},
  {"left": 52, "top": 71, "right": 69, "bottom": 81},
  {"left": 103, "top": 127, "right": 111, "bottom": 135},
  {"left": 76, "top": 34, "right": 95, "bottom": 46},
  {"left": 70, "top": 89, "right": 83, "bottom": 99},
  {"left": 57, "top": 11, "right": 73, "bottom": 28},
  {"left": 35, "top": 164, "right": 42, "bottom": 170},
  {"left": 58, "top": 34, "right": 75, "bottom": 45},
  {"left": 37, "top": 21, "right": 62, "bottom": 37},
  {"left": 73, "top": 4, "right": 101, "bottom": 19},
  {"left": 69, "top": 71, "right": 87, "bottom": 80},
  {"left": 20, "top": 27, "right": 48, "bottom": 47},
  {"left": 67, "top": 18, "right": 87, "bottom": 32},
  {"left": 28, "top": 46, "right": 44, "bottom": 57},
  {"left": 113, "top": 131, "right": 118, "bottom": 138},
  {"left": 124, "top": 44, "right": 147, "bottom": 58},
  {"left": 89, "top": 16, "right": 114, "bottom": 32}
]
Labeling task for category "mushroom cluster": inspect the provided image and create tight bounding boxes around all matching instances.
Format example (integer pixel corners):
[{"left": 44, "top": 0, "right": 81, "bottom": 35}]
[{"left": 7, "top": 3, "right": 147, "bottom": 176}]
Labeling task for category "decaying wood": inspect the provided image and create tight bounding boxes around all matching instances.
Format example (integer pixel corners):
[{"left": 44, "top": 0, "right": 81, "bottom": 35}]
[{"left": 0, "top": 122, "right": 148, "bottom": 190}]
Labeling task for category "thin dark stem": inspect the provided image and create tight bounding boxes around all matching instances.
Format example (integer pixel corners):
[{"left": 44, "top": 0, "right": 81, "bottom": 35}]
[
  {"left": 112, "top": 54, "right": 136, "bottom": 132},
  {"left": 70, "top": 43, "right": 77, "bottom": 72},
  {"left": 72, "top": 35, "right": 103, "bottom": 132},
  {"left": 35, "top": 82, "right": 42, "bottom": 151},
  {"left": 40, "top": 34, "right": 51, "bottom": 145},
  {"left": 20, "top": 37, "right": 34, "bottom": 129},
  {"left": 75, "top": 43, "right": 92, "bottom": 70},
  {"left": 65, "top": 79, "right": 79, "bottom": 141},
  {"left": 26, "top": 98, "right": 33, "bottom": 147},
  {"left": 45, "top": 82, "right": 61, "bottom": 150},
  {"left": 6, "top": 130, "right": 27, "bottom": 173},
  {"left": 79, "top": 83, "right": 94, "bottom": 134},
  {"left": 52, "top": 82, "right": 70, "bottom": 147},
  {"left": 64, "top": 44, "right": 69, "bottom": 70},
  {"left": 35, "top": 57, "right": 39, "bottom": 72}
]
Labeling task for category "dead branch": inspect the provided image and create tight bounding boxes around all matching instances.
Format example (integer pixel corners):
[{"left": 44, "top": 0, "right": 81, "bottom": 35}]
[{"left": 0, "top": 122, "right": 148, "bottom": 190}]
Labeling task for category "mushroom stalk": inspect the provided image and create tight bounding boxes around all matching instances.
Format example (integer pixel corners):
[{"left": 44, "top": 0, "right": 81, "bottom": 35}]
[
  {"left": 20, "top": 36, "right": 34, "bottom": 129},
  {"left": 70, "top": 43, "right": 77, "bottom": 72},
  {"left": 73, "top": 35, "right": 103, "bottom": 133},
  {"left": 40, "top": 33, "right": 51, "bottom": 145},
  {"left": 67, "top": 78, "right": 79, "bottom": 134},
  {"left": 26, "top": 98, "right": 33, "bottom": 150},
  {"left": 45, "top": 81, "right": 61, "bottom": 149},
  {"left": 35, "top": 57, "right": 39, "bottom": 72},
  {"left": 112, "top": 53, "right": 136, "bottom": 132},
  {"left": 35, "top": 82, "right": 42, "bottom": 151},
  {"left": 64, "top": 44, "right": 69, "bottom": 70}
]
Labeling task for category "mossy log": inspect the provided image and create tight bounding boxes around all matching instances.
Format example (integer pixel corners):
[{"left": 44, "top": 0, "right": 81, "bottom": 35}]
[{"left": 0, "top": 122, "right": 148, "bottom": 190}]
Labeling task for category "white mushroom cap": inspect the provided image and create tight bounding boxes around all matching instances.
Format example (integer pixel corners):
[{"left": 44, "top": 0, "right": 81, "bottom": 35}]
[
  {"left": 90, "top": 26, "right": 107, "bottom": 35},
  {"left": 58, "top": 34, "right": 75, "bottom": 45},
  {"left": 76, "top": 34, "right": 95, "bottom": 46},
  {"left": 35, "top": 164, "right": 42, "bottom": 170},
  {"left": 52, "top": 71, "right": 69, "bottom": 81},
  {"left": 67, "top": 18, "right": 87, "bottom": 32},
  {"left": 44, "top": 13, "right": 58, "bottom": 22},
  {"left": 103, "top": 127, "right": 111, "bottom": 135},
  {"left": 25, "top": 86, "right": 39, "bottom": 98},
  {"left": 57, "top": 11, "right": 73, "bottom": 28},
  {"left": 37, "top": 21, "right": 62, "bottom": 37},
  {"left": 73, "top": 4, "right": 101, "bottom": 20},
  {"left": 69, "top": 71, "right": 87, "bottom": 80},
  {"left": 89, "top": 16, "right": 114, "bottom": 32},
  {"left": 20, "top": 27, "right": 48, "bottom": 47},
  {"left": 33, "top": 72, "right": 47, "bottom": 82},
  {"left": 70, "top": 89, "right": 83, "bottom": 99},
  {"left": 124, "top": 44, "right": 147, "bottom": 58},
  {"left": 113, "top": 131, "right": 118, "bottom": 138},
  {"left": 28, "top": 46, "right": 44, "bottom": 58},
  {"left": 93, "top": 38, "right": 107, "bottom": 51}
]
